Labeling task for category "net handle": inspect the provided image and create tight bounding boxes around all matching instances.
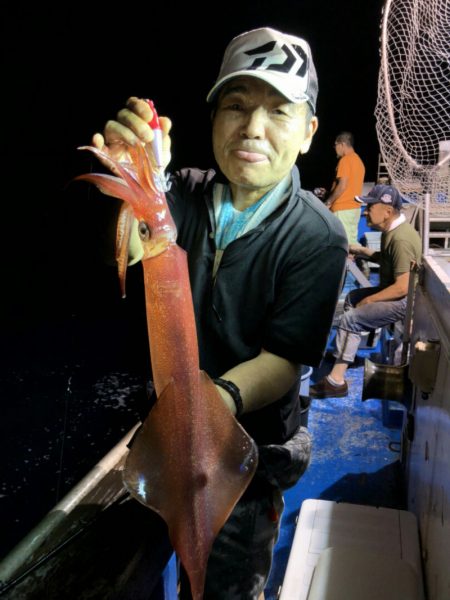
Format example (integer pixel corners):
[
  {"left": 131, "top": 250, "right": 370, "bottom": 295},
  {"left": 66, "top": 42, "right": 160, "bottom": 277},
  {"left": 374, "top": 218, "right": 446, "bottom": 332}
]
[{"left": 381, "top": 0, "right": 422, "bottom": 171}]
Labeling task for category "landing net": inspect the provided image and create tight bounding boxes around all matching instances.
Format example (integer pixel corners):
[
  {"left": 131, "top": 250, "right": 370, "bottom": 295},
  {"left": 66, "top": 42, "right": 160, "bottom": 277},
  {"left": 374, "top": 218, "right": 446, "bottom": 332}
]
[{"left": 375, "top": 0, "right": 450, "bottom": 216}]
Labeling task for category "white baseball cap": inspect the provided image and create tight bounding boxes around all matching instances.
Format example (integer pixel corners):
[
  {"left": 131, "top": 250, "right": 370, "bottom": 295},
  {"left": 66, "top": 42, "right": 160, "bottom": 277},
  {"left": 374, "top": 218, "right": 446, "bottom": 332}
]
[{"left": 206, "top": 27, "right": 318, "bottom": 112}]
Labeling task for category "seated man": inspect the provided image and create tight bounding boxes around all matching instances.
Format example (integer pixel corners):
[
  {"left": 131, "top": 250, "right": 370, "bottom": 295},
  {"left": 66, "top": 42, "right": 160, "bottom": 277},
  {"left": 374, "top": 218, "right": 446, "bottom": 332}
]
[{"left": 310, "top": 184, "right": 422, "bottom": 399}]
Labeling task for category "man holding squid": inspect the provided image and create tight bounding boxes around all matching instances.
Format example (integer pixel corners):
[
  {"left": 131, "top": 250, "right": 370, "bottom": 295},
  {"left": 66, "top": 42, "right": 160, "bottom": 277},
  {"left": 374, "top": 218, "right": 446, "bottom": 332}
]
[{"left": 92, "top": 27, "right": 347, "bottom": 600}]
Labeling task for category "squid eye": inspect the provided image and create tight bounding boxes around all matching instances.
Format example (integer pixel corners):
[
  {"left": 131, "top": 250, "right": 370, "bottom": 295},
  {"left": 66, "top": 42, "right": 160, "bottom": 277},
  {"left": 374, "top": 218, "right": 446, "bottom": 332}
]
[{"left": 138, "top": 221, "right": 151, "bottom": 241}]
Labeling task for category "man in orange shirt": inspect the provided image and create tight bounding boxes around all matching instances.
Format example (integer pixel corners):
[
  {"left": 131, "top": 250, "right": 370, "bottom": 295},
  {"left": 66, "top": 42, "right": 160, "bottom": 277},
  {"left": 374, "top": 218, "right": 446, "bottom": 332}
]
[{"left": 316, "top": 131, "right": 365, "bottom": 244}]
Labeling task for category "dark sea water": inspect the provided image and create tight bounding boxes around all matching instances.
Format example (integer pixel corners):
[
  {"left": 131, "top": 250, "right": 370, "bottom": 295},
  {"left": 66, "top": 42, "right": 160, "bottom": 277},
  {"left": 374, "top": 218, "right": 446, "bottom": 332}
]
[{"left": 0, "top": 260, "right": 154, "bottom": 560}]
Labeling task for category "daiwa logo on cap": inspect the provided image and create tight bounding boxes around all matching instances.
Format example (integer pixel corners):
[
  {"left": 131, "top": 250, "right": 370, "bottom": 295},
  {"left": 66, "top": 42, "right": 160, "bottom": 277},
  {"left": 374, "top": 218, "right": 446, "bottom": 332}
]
[
  {"left": 244, "top": 40, "right": 309, "bottom": 79},
  {"left": 206, "top": 27, "right": 318, "bottom": 111}
]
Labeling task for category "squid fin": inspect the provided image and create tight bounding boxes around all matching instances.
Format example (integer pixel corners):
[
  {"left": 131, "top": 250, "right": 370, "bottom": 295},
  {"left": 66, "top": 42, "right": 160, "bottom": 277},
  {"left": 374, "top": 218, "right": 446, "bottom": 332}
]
[{"left": 123, "top": 371, "right": 258, "bottom": 599}]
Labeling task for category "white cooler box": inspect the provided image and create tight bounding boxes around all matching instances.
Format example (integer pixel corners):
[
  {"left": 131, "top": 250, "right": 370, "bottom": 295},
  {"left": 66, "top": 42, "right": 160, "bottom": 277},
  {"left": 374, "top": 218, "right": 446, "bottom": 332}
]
[{"left": 280, "top": 499, "right": 424, "bottom": 600}]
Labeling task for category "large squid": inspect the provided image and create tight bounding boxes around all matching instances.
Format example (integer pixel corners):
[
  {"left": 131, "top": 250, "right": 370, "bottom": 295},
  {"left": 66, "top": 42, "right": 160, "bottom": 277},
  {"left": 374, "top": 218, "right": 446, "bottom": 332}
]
[{"left": 75, "top": 107, "right": 258, "bottom": 599}]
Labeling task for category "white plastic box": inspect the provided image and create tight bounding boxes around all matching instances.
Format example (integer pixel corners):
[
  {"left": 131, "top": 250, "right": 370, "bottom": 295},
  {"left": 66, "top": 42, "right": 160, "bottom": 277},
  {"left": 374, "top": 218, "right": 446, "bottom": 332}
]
[
  {"left": 364, "top": 231, "right": 382, "bottom": 268},
  {"left": 358, "top": 327, "right": 381, "bottom": 348},
  {"left": 280, "top": 499, "right": 424, "bottom": 600}
]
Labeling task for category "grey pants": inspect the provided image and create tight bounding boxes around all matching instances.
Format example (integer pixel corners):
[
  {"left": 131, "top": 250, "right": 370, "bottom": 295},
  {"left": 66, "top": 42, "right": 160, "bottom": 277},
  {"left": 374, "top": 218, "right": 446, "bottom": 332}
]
[
  {"left": 201, "top": 485, "right": 285, "bottom": 599},
  {"left": 334, "top": 287, "right": 407, "bottom": 363}
]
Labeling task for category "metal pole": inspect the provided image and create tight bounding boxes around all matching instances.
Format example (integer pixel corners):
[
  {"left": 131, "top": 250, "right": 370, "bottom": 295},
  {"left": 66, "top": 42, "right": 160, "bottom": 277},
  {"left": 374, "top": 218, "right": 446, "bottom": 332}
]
[
  {"left": 423, "top": 192, "right": 430, "bottom": 256},
  {"left": 0, "top": 423, "right": 139, "bottom": 586}
]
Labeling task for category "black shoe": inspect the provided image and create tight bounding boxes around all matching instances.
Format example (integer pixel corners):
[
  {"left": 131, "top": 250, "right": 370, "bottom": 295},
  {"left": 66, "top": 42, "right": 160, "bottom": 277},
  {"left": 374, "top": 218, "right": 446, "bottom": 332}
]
[{"left": 309, "top": 376, "right": 348, "bottom": 399}]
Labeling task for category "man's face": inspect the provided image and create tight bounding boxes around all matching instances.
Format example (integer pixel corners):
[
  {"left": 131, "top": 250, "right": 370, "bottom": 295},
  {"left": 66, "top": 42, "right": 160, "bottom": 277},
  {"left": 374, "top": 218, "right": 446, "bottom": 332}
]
[
  {"left": 212, "top": 77, "right": 317, "bottom": 198},
  {"left": 334, "top": 141, "right": 344, "bottom": 158},
  {"left": 365, "top": 202, "right": 393, "bottom": 230}
]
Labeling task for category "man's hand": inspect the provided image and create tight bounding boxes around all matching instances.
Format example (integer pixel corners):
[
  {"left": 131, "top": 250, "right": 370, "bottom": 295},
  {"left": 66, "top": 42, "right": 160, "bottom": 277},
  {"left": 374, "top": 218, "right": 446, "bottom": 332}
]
[
  {"left": 313, "top": 187, "right": 327, "bottom": 200},
  {"left": 92, "top": 96, "right": 172, "bottom": 167},
  {"left": 349, "top": 244, "right": 366, "bottom": 256},
  {"left": 323, "top": 176, "right": 348, "bottom": 209},
  {"left": 356, "top": 272, "right": 410, "bottom": 306}
]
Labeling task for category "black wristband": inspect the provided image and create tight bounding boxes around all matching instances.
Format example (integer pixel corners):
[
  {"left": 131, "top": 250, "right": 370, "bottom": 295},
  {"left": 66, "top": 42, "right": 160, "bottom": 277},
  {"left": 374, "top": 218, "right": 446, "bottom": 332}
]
[{"left": 214, "top": 378, "right": 244, "bottom": 418}]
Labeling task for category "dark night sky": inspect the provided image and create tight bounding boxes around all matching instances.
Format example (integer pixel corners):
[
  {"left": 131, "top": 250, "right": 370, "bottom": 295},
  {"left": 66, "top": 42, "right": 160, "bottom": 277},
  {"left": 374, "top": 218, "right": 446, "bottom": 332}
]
[{"left": 2, "top": 0, "right": 384, "bottom": 360}]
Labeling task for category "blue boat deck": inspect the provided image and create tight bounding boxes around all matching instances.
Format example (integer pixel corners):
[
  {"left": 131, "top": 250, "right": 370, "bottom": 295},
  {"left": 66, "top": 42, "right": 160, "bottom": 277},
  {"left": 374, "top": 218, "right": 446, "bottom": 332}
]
[
  {"left": 266, "top": 370, "right": 404, "bottom": 598},
  {"left": 265, "top": 265, "right": 405, "bottom": 599}
]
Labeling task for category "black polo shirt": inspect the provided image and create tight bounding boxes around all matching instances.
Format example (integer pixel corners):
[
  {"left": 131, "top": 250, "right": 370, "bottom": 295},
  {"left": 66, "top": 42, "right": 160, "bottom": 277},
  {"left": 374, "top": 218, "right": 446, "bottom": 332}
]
[{"left": 166, "top": 166, "right": 347, "bottom": 444}]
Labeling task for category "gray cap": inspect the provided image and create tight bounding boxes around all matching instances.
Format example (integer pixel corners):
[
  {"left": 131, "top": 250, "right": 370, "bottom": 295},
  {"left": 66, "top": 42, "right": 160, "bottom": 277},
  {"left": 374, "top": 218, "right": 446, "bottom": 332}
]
[{"left": 206, "top": 27, "right": 318, "bottom": 112}]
